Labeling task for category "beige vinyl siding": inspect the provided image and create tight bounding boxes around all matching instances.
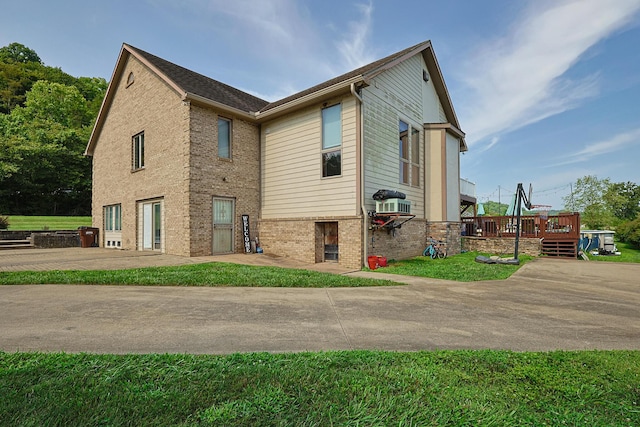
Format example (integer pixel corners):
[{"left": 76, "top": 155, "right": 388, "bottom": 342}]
[
  {"left": 422, "top": 69, "right": 446, "bottom": 123},
  {"left": 362, "top": 55, "right": 426, "bottom": 217},
  {"left": 261, "top": 97, "right": 357, "bottom": 218},
  {"left": 424, "top": 128, "right": 444, "bottom": 221},
  {"left": 446, "top": 132, "right": 461, "bottom": 221}
]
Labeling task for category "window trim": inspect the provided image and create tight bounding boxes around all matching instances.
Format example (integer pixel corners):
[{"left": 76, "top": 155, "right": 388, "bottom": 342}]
[
  {"left": 132, "top": 131, "right": 144, "bottom": 171},
  {"left": 321, "top": 103, "right": 342, "bottom": 178},
  {"left": 218, "top": 116, "right": 232, "bottom": 160},
  {"left": 399, "top": 119, "right": 421, "bottom": 187},
  {"left": 104, "top": 204, "right": 122, "bottom": 232}
]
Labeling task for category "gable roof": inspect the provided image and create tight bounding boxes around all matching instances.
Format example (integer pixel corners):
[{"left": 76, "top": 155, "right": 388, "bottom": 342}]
[
  {"left": 258, "top": 41, "right": 428, "bottom": 113},
  {"left": 128, "top": 45, "right": 269, "bottom": 113},
  {"left": 86, "top": 40, "right": 465, "bottom": 155},
  {"left": 85, "top": 43, "right": 269, "bottom": 155},
  {"left": 255, "top": 40, "right": 466, "bottom": 150}
]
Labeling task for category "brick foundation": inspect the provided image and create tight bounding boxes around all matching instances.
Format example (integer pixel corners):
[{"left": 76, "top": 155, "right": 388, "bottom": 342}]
[
  {"left": 367, "top": 219, "right": 428, "bottom": 261},
  {"left": 258, "top": 216, "right": 363, "bottom": 270},
  {"left": 427, "top": 221, "right": 462, "bottom": 255}
]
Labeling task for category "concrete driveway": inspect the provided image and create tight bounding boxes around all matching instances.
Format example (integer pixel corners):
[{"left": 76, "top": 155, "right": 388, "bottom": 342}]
[{"left": 0, "top": 249, "right": 639, "bottom": 353}]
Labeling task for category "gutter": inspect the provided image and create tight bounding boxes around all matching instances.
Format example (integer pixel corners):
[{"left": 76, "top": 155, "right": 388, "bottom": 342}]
[
  {"left": 351, "top": 82, "right": 367, "bottom": 268},
  {"left": 256, "top": 76, "right": 364, "bottom": 120},
  {"left": 183, "top": 92, "right": 257, "bottom": 121}
]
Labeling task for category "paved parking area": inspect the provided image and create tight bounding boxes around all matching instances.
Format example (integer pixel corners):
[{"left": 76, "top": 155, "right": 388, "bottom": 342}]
[{"left": 1, "top": 248, "right": 639, "bottom": 354}]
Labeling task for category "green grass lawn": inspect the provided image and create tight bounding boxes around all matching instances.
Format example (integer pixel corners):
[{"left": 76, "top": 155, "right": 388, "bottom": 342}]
[
  {"left": 375, "top": 251, "right": 534, "bottom": 281},
  {"left": 583, "top": 241, "right": 640, "bottom": 263},
  {"left": 0, "top": 262, "right": 398, "bottom": 287},
  {"left": 4, "top": 215, "right": 91, "bottom": 231},
  {"left": 1, "top": 350, "right": 638, "bottom": 426},
  {"left": 0, "top": 251, "right": 534, "bottom": 286}
]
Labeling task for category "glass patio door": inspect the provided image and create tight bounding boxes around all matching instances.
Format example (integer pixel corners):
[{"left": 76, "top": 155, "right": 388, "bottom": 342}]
[{"left": 142, "top": 201, "right": 162, "bottom": 251}]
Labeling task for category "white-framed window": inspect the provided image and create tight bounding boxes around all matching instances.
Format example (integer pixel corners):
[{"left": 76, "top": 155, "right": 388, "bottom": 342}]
[
  {"left": 399, "top": 120, "right": 420, "bottom": 187},
  {"left": 104, "top": 204, "right": 122, "bottom": 232},
  {"left": 132, "top": 132, "right": 144, "bottom": 170},
  {"left": 218, "top": 117, "right": 231, "bottom": 159},
  {"left": 321, "top": 104, "right": 341, "bottom": 177}
]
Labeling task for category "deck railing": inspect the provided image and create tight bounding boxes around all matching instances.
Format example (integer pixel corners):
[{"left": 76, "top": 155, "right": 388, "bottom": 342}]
[
  {"left": 460, "top": 178, "right": 476, "bottom": 199},
  {"left": 462, "top": 212, "right": 580, "bottom": 240}
]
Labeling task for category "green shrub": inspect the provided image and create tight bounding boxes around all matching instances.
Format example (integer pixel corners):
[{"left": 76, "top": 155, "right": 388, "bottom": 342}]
[
  {"left": 0, "top": 215, "right": 9, "bottom": 230},
  {"left": 617, "top": 214, "right": 640, "bottom": 249}
]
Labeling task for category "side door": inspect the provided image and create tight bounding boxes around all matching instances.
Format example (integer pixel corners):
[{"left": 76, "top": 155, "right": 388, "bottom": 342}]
[{"left": 213, "top": 198, "right": 234, "bottom": 254}]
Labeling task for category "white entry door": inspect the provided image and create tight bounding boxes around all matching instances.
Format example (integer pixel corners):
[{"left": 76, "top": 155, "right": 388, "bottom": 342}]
[{"left": 213, "top": 198, "right": 234, "bottom": 254}]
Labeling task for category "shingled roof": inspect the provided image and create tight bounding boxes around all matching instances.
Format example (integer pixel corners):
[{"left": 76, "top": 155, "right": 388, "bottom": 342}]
[
  {"left": 87, "top": 40, "right": 463, "bottom": 156},
  {"left": 259, "top": 40, "right": 429, "bottom": 113},
  {"left": 126, "top": 44, "right": 269, "bottom": 113}
]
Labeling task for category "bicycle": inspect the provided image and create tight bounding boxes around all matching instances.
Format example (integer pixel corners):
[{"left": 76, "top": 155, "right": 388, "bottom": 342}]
[{"left": 423, "top": 237, "right": 447, "bottom": 259}]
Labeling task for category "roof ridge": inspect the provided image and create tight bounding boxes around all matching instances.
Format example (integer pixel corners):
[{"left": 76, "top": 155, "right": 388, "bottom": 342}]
[
  {"left": 258, "top": 40, "right": 431, "bottom": 113},
  {"left": 125, "top": 44, "right": 269, "bottom": 113}
]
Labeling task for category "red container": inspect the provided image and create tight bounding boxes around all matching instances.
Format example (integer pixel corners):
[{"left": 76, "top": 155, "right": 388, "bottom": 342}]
[
  {"left": 377, "top": 256, "right": 387, "bottom": 267},
  {"left": 367, "top": 255, "right": 378, "bottom": 270}
]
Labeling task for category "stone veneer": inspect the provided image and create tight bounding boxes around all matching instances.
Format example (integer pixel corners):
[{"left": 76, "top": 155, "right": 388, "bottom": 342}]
[{"left": 462, "top": 236, "right": 542, "bottom": 256}]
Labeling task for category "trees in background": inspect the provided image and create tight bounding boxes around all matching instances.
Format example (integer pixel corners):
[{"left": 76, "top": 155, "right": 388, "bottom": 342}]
[
  {"left": 563, "top": 175, "right": 640, "bottom": 248},
  {"left": 0, "top": 42, "right": 106, "bottom": 215}
]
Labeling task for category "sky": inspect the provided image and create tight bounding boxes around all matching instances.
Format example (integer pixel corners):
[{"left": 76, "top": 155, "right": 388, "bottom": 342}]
[{"left": 2, "top": 0, "right": 640, "bottom": 210}]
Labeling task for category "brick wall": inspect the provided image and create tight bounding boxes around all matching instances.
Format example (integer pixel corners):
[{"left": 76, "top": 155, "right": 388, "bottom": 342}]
[
  {"left": 367, "top": 218, "right": 428, "bottom": 261},
  {"left": 428, "top": 221, "right": 462, "bottom": 255},
  {"left": 462, "top": 236, "right": 541, "bottom": 256},
  {"left": 91, "top": 55, "right": 190, "bottom": 255},
  {"left": 259, "top": 216, "right": 363, "bottom": 269},
  {"left": 187, "top": 105, "right": 261, "bottom": 256}
]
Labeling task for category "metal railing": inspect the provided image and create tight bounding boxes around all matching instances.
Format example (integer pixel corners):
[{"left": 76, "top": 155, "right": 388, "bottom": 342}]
[{"left": 460, "top": 178, "right": 476, "bottom": 198}]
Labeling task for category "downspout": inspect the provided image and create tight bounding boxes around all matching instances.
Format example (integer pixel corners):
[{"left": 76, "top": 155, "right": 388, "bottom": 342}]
[{"left": 351, "top": 83, "right": 367, "bottom": 267}]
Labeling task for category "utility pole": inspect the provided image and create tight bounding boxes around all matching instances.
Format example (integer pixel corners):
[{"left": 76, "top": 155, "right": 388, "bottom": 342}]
[{"left": 569, "top": 182, "right": 574, "bottom": 211}]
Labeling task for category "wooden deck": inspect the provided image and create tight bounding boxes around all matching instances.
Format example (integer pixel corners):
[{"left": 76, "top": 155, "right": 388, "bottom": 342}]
[{"left": 462, "top": 213, "right": 581, "bottom": 257}]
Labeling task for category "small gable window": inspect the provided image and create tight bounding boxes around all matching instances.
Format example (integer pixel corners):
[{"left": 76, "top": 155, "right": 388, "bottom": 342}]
[
  {"left": 321, "top": 104, "right": 342, "bottom": 177},
  {"left": 126, "top": 72, "right": 135, "bottom": 87},
  {"left": 218, "top": 117, "right": 231, "bottom": 159}
]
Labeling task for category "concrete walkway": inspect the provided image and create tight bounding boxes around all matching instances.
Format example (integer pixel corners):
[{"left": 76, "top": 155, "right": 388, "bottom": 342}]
[
  {"left": 0, "top": 248, "right": 639, "bottom": 353},
  {"left": 0, "top": 247, "right": 355, "bottom": 274}
]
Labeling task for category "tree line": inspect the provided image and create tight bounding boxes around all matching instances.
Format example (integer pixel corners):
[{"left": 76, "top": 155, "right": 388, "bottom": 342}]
[
  {"left": 0, "top": 42, "right": 106, "bottom": 215},
  {"left": 477, "top": 177, "right": 640, "bottom": 248},
  {"left": 563, "top": 175, "right": 640, "bottom": 247}
]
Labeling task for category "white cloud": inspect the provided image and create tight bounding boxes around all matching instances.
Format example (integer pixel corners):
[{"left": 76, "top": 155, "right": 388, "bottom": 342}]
[
  {"left": 547, "top": 127, "right": 640, "bottom": 167},
  {"left": 336, "top": 1, "right": 376, "bottom": 70},
  {"left": 152, "top": 0, "right": 378, "bottom": 98},
  {"left": 460, "top": 0, "right": 640, "bottom": 147}
]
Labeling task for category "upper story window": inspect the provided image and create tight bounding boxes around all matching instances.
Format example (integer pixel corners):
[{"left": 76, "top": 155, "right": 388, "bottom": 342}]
[
  {"left": 399, "top": 120, "right": 420, "bottom": 187},
  {"left": 132, "top": 132, "right": 144, "bottom": 170},
  {"left": 321, "top": 104, "right": 342, "bottom": 177},
  {"left": 218, "top": 117, "right": 231, "bottom": 159}
]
